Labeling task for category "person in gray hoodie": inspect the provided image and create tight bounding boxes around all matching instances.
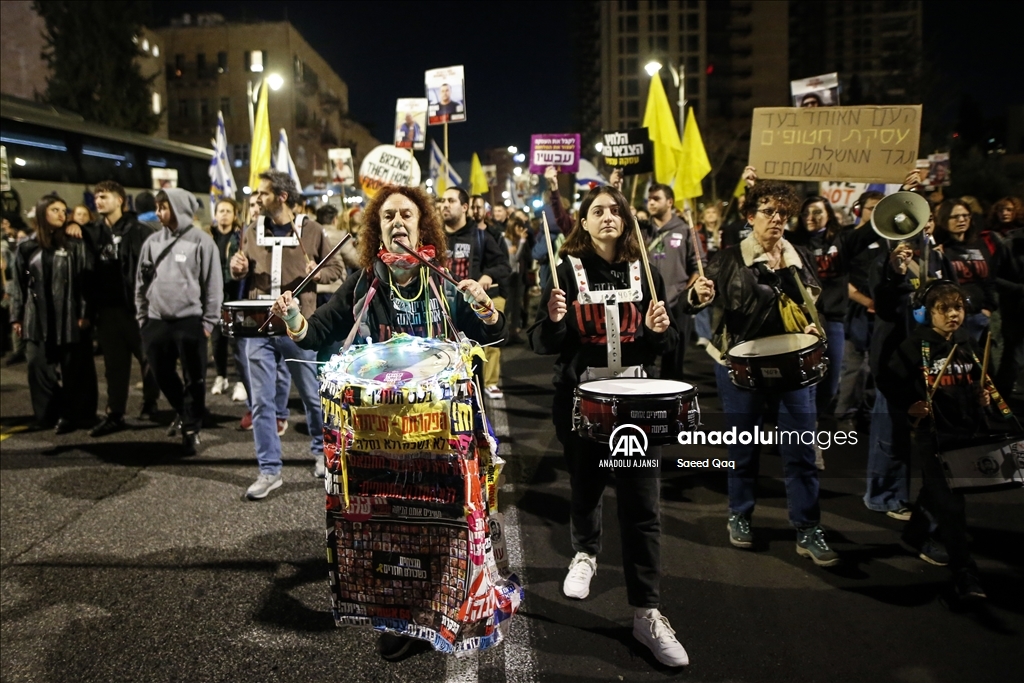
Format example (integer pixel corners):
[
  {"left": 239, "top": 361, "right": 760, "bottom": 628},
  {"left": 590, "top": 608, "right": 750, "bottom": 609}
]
[{"left": 136, "top": 188, "right": 223, "bottom": 454}]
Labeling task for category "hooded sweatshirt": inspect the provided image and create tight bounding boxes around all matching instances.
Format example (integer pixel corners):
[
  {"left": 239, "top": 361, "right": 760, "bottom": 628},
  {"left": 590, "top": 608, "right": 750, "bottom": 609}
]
[{"left": 135, "top": 188, "right": 223, "bottom": 332}]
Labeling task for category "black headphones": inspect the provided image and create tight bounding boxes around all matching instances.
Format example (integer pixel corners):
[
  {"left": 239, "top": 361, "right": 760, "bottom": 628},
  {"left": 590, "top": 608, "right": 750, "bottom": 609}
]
[{"left": 912, "top": 279, "right": 960, "bottom": 324}]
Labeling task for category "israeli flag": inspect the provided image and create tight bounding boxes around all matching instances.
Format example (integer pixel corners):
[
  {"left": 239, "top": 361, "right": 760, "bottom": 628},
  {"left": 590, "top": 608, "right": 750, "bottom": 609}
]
[
  {"left": 429, "top": 138, "right": 462, "bottom": 190},
  {"left": 274, "top": 129, "right": 303, "bottom": 192},
  {"left": 208, "top": 111, "right": 236, "bottom": 208}
]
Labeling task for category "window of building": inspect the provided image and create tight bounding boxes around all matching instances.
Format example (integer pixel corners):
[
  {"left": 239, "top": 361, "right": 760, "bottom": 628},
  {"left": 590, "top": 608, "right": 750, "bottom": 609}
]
[
  {"left": 625, "top": 36, "right": 638, "bottom": 53},
  {"left": 199, "top": 98, "right": 210, "bottom": 122},
  {"left": 649, "top": 35, "right": 669, "bottom": 51},
  {"left": 626, "top": 78, "right": 639, "bottom": 96},
  {"left": 217, "top": 51, "right": 228, "bottom": 74},
  {"left": 177, "top": 99, "right": 188, "bottom": 118},
  {"left": 649, "top": 14, "right": 668, "bottom": 32},
  {"left": 688, "top": 12, "right": 699, "bottom": 30},
  {"left": 686, "top": 77, "right": 699, "bottom": 95},
  {"left": 219, "top": 97, "right": 231, "bottom": 116},
  {"left": 618, "top": 0, "right": 638, "bottom": 10},
  {"left": 626, "top": 100, "right": 639, "bottom": 117},
  {"left": 232, "top": 143, "right": 249, "bottom": 168},
  {"left": 196, "top": 53, "right": 207, "bottom": 75},
  {"left": 687, "top": 34, "right": 699, "bottom": 51},
  {"left": 687, "top": 56, "right": 699, "bottom": 73},
  {"left": 619, "top": 14, "right": 638, "bottom": 32},
  {"left": 174, "top": 54, "right": 185, "bottom": 78},
  {"left": 650, "top": 0, "right": 668, "bottom": 8}
]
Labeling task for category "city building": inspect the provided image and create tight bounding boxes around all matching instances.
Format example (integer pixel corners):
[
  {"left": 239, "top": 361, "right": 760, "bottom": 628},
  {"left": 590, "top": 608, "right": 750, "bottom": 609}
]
[
  {"left": 0, "top": 1, "right": 168, "bottom": 138},
  {"left": 155, "top": 13, "right": 379, "bottom": 193}
]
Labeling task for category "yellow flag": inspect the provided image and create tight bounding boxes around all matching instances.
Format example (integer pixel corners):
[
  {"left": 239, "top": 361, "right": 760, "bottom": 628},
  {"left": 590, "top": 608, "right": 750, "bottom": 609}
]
[
  {"left": 673, "top": 108, "right": 712, "bottom": 200},
  {"left": 248, "top": 82, "right": 272, "bottom": 190},
  {"left": 642, "top": 75, "right": 682, "bottom": 184},
  {"left": 732, "top": 174, "right": 747, "bottom": 198},
  {"left": 436, "top": 170, "right": 447, "bottom": 196},
  {"left": 469, "top": 153, "right": 489, "bottom": 195}
]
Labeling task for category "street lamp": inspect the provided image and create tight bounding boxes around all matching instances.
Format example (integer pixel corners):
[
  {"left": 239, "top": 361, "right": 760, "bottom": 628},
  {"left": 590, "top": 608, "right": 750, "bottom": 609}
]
[
  {"left": 644, "top": 60, "right": 686, "bottom": 135},
  {"left": 594, "top": 142, "right": 604, "bottom": 153},
  {"left": 247, "top": 72, "right": 283, "bottom": 137},
  {"left": 507, "top": 146, "right": 518, "bottom": 154},
  {"left": 267, "top": 73, "right": 284, "bottom": 91}
]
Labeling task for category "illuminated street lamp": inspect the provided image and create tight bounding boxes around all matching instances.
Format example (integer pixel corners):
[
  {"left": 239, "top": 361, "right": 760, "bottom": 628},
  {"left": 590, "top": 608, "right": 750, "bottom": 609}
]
[
  {"left": 594, "top": 142, "right": 604, "bottom": 153},
  {"left": 247, "top": 70, "right": 284, "bottom": 137},
  {"left": 507, "top": 146, "right": 518, "bottom": 154}
]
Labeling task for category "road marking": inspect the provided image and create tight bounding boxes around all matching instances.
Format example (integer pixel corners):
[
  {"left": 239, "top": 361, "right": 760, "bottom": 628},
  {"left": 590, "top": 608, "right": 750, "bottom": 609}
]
[{"left": 0, "top": 425, "right": 29, "bottom": 442}]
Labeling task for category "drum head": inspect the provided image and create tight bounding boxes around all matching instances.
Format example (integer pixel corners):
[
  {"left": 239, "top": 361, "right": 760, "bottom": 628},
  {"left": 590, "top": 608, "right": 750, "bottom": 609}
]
[
  {"left": 224, "top": 299, "right": 275, "bottom": 309},
  {"left": 579, "top": 378, "right": 694, "bottom": 397},
  {"left": 729, "top": 333, "right": 819, "bottom": 357},
  {"left": 335, "top": 339, "right": 459, "bottom": 383}
]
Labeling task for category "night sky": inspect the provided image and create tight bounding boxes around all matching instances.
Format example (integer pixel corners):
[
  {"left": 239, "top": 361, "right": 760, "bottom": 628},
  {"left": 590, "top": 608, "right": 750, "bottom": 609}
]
[
  {"left": 152, "top": 1, "right": 574, "bottom": 162},
  {"left": 151, "top": 2, "right": 1018, "bottom": 160}
]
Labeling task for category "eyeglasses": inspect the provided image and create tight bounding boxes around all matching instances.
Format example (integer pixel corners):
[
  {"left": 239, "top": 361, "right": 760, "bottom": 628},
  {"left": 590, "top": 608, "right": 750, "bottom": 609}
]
[
  {"left": 756, "top": 207, "right": 789, "bottom": 222},
  {"left": 949, "top": 213, "right": 971, "bottom": 221}
]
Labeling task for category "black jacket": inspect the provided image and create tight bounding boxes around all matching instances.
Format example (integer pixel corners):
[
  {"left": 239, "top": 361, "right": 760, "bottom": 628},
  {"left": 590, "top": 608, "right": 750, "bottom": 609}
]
[
  {"left": 529, "top": 253, "right": 678, "bottom": 389},
  {"left": 81, "top": 212, "right": 155, "bottom": 315},
  {"left": 10, "top": 237, "right": 90, "bottom": 345},
  {"left": 685, "top": 237, "right": 821, "bottom": 360},
  {"left": 940, "top": 238, "right": 998, "bottom": 313},
  {"left": 297, "top": 260, "right": 507, "bottom": 353},
  {"left": 789, "top": 225, "right": 878, "bottom": 322},
  {"left": 445, "top": 223, "right": 511, "bottom": 299}
]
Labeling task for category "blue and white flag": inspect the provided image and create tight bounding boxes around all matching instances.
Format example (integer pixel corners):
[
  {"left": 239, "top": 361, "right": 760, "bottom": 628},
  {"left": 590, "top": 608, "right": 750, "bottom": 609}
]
[
  {"left": 208, "top": 111, "right": 236, "bottom": 209},
  {"left": 575, "top": 158, "right": 607, "bottom": 193},
  {"left": 274, "top": 129, "right": 303, "bottom": 192},
  {"left": 429, "top": 138, "right": 462, "bottom": 193}
]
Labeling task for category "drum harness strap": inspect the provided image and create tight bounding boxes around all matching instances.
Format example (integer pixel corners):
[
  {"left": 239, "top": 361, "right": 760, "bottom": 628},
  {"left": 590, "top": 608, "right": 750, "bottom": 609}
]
[
  {"left": 255, "top": 214, "right": 306, "bottom": 298},
  {"left": 788, "top": 265, "right": 825, "bottom": 341},
  {"left": 566, "top": 256, "right": 643, "bottom": 375}
]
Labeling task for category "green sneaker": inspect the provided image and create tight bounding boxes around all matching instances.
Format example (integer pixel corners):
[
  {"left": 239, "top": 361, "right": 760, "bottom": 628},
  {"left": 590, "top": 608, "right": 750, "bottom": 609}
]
[
  {"left": 728, "top": 514, "right": 753, "bottom": 548},
  {"left": 796, "top": 525, "right": 840, "bottom": 567}
]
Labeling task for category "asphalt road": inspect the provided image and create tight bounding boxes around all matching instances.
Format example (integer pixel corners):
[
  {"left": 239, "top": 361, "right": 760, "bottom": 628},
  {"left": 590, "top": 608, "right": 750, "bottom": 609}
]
[{"left": 1, "top": 341, "right": 1021, "bottom": 683}]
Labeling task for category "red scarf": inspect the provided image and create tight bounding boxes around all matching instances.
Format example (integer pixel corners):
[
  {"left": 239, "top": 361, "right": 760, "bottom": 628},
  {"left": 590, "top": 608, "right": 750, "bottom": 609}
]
[{"left": 377, "top": 244, "right": 436, "bottom": 268}]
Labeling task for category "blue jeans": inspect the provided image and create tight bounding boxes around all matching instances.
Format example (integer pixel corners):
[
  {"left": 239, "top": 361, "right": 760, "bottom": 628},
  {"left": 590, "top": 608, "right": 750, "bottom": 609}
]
[
  {"left": 714, "top": 363, "right": 820, "bottom": 528},
  {"left": 241, "top": 336, "right": 323, "bottom": 474},
  {"left": 863, "top": 391, "right": 909, "bottom": 512},
  {"left": 812, "top": 320, "right": 845, "bottom": 416},
  {"left": 234, "top": 341, "right": 291, "bottom": 418},
  {"left": 694, "top": 306, "right": 712, "bottom": 341}
]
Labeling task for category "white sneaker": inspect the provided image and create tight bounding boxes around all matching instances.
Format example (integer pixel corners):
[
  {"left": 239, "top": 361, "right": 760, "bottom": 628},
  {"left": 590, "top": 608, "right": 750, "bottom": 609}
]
[
  {"left": 814, "top": 445, "right": 825, "bottom": 470},
  {"left": 562, "top": 552, "right": 597, "bottom": 599},
  {"left": 696, "top": 337, "right": 710, "bottom": 348},
  {"left": 231, "top": 382, "right": 248, "bottom": 402},
  {"left": 245, "top": 473, "right": 283, "bottom": 500},
  {"left": 633, "top": 609, "right": 689, "bottom": 667},
  {"left": 484, "top": 385, "right": 504, "bottom": 399},
  {"left": 314, "top": 457, "right": 325, "bottom": 478},
  {"left": 211, "top": 376, "right": 227, "bottom": 395}
]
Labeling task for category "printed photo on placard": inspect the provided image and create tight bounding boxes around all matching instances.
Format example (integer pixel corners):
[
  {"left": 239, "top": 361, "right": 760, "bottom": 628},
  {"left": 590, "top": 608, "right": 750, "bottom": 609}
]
[
  {"left": 395, "top": 98, "right": 428, "bottom": 151},
  {"left": 329, "top": 148, "right": 355, "bottom": 187},
  {"left": 926, "top": 153, "right": 951, "bottom": 187},
  {"left": 791, "top": 72, "right": 840, "bottom": 108},
  {"left": 425, "top": 65, "right": 467, "bottom": 125}
]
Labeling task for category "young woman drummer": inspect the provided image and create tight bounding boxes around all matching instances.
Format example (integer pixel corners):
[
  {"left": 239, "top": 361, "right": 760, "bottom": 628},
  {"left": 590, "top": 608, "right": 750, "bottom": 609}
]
[
  {"left": 530, "top": 184, "right": 704, "bottom": 668},
  {"left": 271, "top": 185, "right": 504, "bottom": 662},
  {"left": 684, "top": 180, "right": 841, "bottom": 567}
]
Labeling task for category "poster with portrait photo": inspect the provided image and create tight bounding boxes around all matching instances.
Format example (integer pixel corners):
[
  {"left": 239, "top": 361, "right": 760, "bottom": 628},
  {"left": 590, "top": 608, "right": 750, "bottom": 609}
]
[
  {"left": 151, "top": 168, "right": 178, "bottom": 190},
  {"left": 425, "top": 65, "right": 467, "bottom": 125},
  {"left": 329, "top": 148, "right": 355, "bottom": 187},
  {"left": 925, "top": 153, "right": 951, "bottom": 187},
  {"left": 791, "top": 72, "right": 840, "bottom": 108},
  {"left": 395, "top": 98, "right": 428, "bottom": 151}
]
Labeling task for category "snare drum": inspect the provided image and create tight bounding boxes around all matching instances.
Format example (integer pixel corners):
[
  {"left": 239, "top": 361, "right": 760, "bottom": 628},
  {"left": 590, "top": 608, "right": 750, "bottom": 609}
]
[
  {"left": 727, "top": 333, "right": 827, "bottom": 392},
  {"left": 220, "top": 300, "right": 286, "bottom": 337},
  {"left": 938, "top": 437, "right": 1024, "bottom": 490},
  {"left": 573, "top": 378, "right": 700, "bottom": 445}
]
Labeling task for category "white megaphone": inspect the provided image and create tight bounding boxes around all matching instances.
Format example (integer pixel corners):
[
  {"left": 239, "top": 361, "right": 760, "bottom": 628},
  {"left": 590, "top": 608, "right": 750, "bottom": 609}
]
[{"left": 870, "top": 191, "right": 931, "bottom": 242}]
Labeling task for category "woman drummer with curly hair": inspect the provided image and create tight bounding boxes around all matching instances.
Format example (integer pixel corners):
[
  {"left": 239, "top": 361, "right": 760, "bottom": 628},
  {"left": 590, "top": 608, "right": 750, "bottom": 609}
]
[{"left": 685, "top": 178, "right": 839, "bottom": 566}]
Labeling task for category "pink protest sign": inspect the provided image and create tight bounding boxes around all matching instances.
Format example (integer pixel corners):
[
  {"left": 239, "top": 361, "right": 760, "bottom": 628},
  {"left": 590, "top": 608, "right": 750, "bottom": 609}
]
[{"left": 528, "top": 134, "right": 581, "bottom": 174}]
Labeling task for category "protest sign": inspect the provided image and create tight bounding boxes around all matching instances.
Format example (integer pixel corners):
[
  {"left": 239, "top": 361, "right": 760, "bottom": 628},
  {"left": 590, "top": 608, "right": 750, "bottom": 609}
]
[
  {"left": 395, "top": 98, "right": 428, "bottom": 151},
  {"left": 791, "top": 72, "right": 840, "bottom": 107},
  {"left": 425, "top": 66, "right": 467, "bottom": 125},
  {"left": 329, "top": 148, "right": 354, "bottom": 186},
  {"left": 819, "top": 181, "right": 901, "bottom": 225},
  {"left": 748, "top": 105, "right": 921, "bottom": 183},
  {"left": 151, "top": 168, "right": 177, "bottom": 190},
  {"left": 601, "top": 128, "right": 653, "bottom": 175},
  {"left": 925, "top": 153, "right": 951, "bottom": 187},
  {"left": 528, "top": 134, "right": 581, "bottom": 174},
  {"left": 359, "top": 145, "right": 422, "bottom": 198}
]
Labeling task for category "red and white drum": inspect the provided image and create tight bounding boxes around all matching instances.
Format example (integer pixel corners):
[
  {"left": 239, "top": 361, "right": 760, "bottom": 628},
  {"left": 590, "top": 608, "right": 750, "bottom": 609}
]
[
  {"left": 727, "top": 333, "right": 827, "bottom": 392},
  {"left": 573, "top": 378, "right": 700, "bottom": 445},
  {"left": 220, "top": 300, "right": 286, "bottom": 337}
]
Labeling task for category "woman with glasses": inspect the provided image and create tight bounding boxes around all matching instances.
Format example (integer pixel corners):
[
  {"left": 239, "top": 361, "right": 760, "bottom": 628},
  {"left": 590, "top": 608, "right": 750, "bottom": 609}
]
[
  {"left": 789, "top": 196, "right": 879, "bottom": 422},
  {"left": 685, "top": 179, "right": 840, "bottom": 567},
  {"left": 934, "top": 199, "right": 997, "bottom": 344}
]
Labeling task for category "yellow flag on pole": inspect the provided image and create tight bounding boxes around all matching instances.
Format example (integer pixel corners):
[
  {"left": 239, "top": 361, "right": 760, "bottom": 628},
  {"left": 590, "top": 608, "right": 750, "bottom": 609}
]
[
  {"left": 733, "top": 174, "right": 747, "bottom": 198},
  {"left": 642, "top": 75, "right": 682, "bottom": 185},
  {"left": 469, "top": 153, "right": 489, "bottom": 195},
  {"left": 673, "top": 108, "right": 712, "bottom": 200},
  {"left": 248, "top": 83, "right": 272, "bottom": 190}
]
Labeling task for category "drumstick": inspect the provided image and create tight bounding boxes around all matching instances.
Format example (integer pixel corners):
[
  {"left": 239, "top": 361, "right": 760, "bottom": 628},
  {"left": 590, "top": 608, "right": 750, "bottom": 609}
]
[
  {"left": 686, "top": 208, "right": 705, "bottom": 279},
  {"left": 542, "top": 212, "right": 560, "bottom": 290},
  {"left": 394, "top": 241, "right": 460, "bottom": 288},
  {"left": 634, "top": 218, "right": 658, "bottom": 302},
  {"left": 912, "top": 343, "right": 958, "bottom": 428},
  {"left": 341, "top": 279, "right": 379, "bottom": 353},
  {"left": 980, "top": 330, "right": 992, "bottom": 382},
  {"left": 257, "top": 232, "right": 352, "bottom": 332}
]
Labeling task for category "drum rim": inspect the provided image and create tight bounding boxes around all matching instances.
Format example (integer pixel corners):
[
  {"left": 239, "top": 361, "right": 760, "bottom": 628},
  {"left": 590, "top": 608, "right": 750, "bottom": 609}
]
[
  {"left": 577, "top": 378, "right": 697, "bottom": 399},
  {"left": 223, "top": 299, "right": 276, "bottom": 308},
  {"left": 727, "top": 333, "right": 823, "bottom": 362}
]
